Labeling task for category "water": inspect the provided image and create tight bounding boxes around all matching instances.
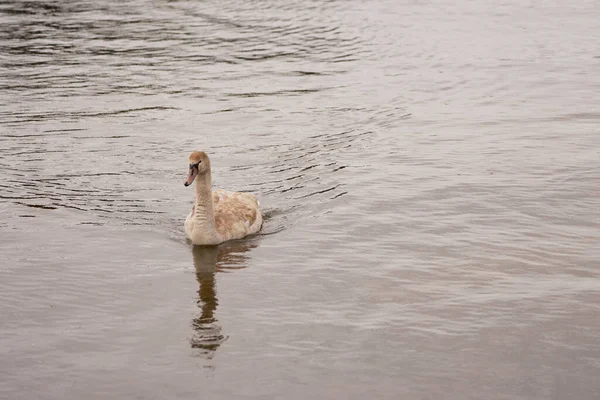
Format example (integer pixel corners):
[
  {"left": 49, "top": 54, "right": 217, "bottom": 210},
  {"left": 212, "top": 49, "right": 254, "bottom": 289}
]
[{"left": 1, "top": 0, "right": 599, "bottom": 398}]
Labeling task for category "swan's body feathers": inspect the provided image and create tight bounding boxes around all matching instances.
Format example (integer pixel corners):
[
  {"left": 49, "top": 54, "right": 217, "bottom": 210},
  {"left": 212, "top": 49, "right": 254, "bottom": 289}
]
[{"left": 213, "top": 189, "right": 262, "bottom": 240}]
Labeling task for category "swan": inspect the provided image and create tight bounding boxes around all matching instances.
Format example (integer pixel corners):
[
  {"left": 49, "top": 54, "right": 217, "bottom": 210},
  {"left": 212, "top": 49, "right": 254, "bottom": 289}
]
[{"left": 184, "top": 151, "right": 263, "bottom": 245}]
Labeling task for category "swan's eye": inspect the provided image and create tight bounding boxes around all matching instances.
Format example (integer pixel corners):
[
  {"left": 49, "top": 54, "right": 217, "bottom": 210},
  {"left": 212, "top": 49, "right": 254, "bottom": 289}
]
[{"left": 190, "top": 161, "right": 201, "bottom": 169}]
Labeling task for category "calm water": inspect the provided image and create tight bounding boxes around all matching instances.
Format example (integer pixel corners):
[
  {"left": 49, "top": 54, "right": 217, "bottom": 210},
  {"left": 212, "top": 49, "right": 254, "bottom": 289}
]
[{"left": 1, "top": 0, "right": 600, "bottom": 398}]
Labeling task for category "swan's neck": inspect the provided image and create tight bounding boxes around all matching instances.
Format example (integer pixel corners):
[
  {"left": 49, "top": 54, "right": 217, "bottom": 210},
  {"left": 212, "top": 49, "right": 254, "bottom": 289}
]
[{"left": 193, "top": 172, "right": 217, "bottom": 238}]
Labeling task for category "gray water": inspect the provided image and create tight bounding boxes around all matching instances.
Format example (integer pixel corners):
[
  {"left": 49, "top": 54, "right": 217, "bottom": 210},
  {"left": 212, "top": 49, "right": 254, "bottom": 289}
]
[{"left": 1, "top": 0, "right": 600, "bottom": 399}]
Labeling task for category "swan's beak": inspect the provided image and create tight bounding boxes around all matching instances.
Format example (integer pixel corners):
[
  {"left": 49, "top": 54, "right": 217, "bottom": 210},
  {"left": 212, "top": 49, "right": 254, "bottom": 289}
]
[{"left": 184, "top": 166, "right": 198, "bottom": 187}]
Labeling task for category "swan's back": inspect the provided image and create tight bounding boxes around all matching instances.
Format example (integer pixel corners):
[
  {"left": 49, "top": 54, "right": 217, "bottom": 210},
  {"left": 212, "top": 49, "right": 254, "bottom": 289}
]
[{"left": 213, "top": 190, "right": 262, "bottom": 242}]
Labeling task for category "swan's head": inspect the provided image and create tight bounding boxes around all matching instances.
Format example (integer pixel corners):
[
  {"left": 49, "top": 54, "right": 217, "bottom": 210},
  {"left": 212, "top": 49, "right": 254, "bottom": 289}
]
[{"left": 184, "top": 151, "right": 211, "bottom": 187}]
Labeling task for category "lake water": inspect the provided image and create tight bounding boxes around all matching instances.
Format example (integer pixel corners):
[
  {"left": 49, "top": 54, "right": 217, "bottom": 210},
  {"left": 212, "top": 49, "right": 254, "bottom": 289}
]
[{"left": 1, "top": 0, "right": 599, "bottom": 399}]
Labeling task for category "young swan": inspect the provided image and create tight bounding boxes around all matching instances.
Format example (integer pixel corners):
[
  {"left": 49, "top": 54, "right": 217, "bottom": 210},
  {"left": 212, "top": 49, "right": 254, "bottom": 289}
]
[{"left": 184, "top": 151, "right": 263, "bottom": 245}]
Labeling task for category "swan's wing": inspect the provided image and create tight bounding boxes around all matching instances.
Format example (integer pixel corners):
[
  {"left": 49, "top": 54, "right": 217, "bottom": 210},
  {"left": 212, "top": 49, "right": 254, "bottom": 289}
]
[
  {"left": 213, "top": 190, "right": 262, "bottom": 240},
  {"left": 184, "top": 205, "right": 195, "bottom": 240}
]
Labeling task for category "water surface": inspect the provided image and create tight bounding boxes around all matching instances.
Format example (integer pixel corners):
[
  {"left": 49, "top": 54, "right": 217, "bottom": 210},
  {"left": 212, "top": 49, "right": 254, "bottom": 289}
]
[{"left": 1, "top": 0, "right": 600, "bottom": 399}]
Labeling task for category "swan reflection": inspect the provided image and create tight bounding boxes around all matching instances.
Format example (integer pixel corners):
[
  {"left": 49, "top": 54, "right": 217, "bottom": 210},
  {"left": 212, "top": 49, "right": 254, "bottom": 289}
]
[{"left": 190, "top": 240, "right": 256, "bottom": 357}]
